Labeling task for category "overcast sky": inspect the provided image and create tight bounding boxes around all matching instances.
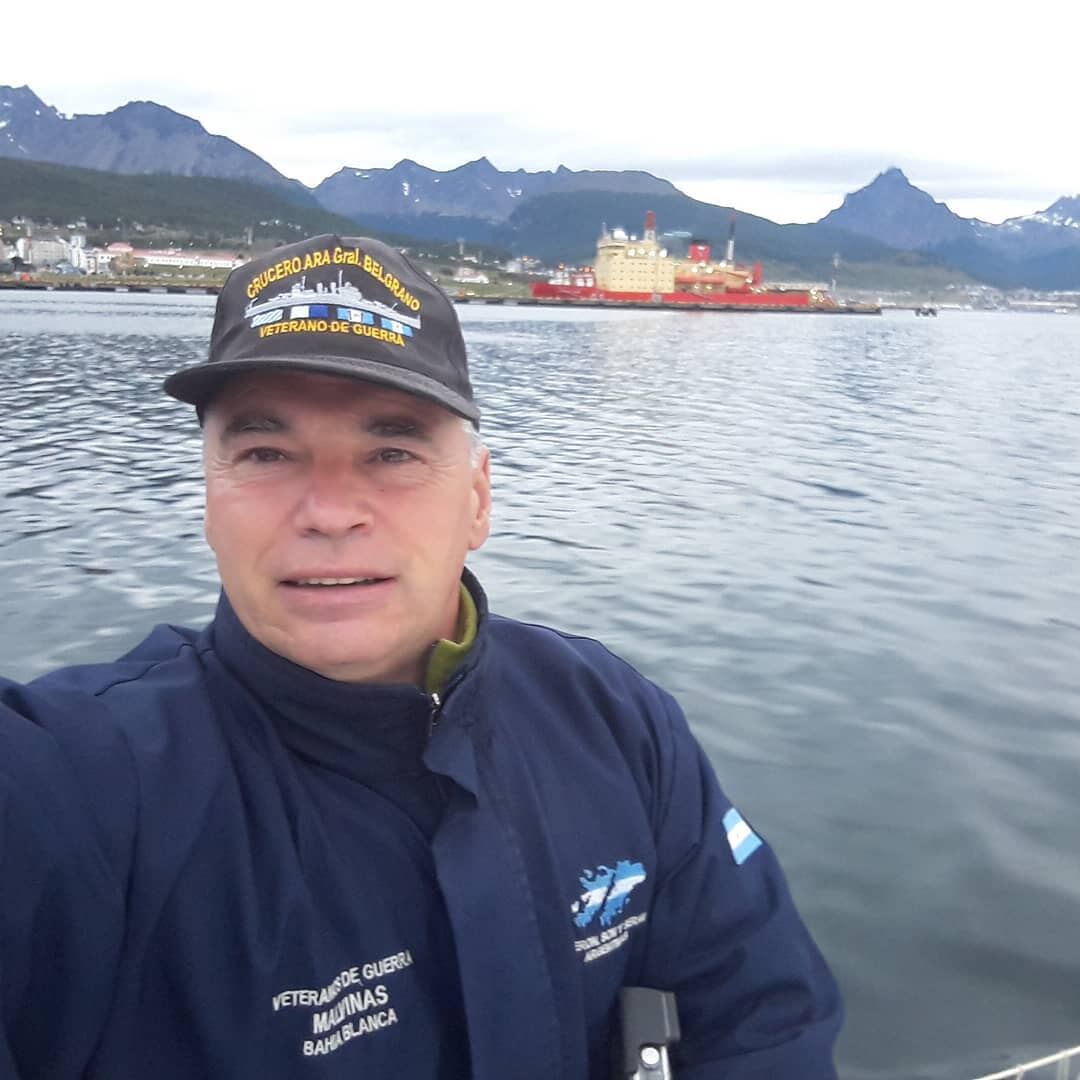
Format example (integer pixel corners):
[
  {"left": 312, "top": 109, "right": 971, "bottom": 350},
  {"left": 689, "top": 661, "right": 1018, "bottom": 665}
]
[{"left": 7, "top": 0, "right": 1077, "bottom": 224}]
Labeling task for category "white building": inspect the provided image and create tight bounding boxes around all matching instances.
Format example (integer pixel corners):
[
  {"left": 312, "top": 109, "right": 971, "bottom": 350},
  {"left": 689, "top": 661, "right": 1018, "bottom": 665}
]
[
  {"left": 452, "top": 266, "right": 490, "bottom": 285},
  {"left": 132, "top": 248, "right": 246, "bottom": 271},
  {"left": 26, "top": 237, "right": 70, "bottom": 267}
]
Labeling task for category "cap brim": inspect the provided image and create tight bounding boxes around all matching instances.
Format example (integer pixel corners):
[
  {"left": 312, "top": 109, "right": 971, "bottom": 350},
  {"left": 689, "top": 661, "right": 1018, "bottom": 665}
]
[{"left": 163, "top": 354, "right": 480, "bottom": 425}]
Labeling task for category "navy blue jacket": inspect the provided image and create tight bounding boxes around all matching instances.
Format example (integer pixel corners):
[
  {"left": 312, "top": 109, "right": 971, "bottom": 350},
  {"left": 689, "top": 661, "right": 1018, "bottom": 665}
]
[{"left": 0, "top": 576, "right": 841, "bottom": 1078}]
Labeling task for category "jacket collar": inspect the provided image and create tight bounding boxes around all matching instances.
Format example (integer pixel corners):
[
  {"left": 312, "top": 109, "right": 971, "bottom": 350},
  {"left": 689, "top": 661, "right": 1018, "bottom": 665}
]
[{"left": 208, "top": 570, "right": 488, "bottom": 788}]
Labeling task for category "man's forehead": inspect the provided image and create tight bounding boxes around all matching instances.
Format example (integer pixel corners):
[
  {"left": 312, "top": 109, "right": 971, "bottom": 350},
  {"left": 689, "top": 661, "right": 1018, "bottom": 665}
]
[{"left": 207, "top": 370, "right": 452, "bottom": 426}]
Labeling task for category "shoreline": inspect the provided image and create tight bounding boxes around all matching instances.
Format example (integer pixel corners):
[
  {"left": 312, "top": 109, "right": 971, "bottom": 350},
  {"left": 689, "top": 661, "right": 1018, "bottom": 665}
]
[{"left": 0, "top": 278, "right": 881, "bottom": 314}]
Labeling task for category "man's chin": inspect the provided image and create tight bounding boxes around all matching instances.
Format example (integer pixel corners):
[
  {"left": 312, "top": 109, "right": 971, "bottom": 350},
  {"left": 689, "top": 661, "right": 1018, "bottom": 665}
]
[{"left": 276, "top": 637, "right": 420, "bottom": 687}]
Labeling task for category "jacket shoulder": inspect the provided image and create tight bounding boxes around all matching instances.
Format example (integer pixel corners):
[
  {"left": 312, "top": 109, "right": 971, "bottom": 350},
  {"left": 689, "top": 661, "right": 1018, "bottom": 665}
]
[
  {"left": 485, "top": 613, "right": 676, "bottom": 712},
  {"left": 26, "top": 621, "right": 203, "bottom": 698},
  {"left": 0, "top": 622, "right": 217, "bottom": 889},
  {"left": 481, "top": 614, "right": 686, "bottom": 810}
]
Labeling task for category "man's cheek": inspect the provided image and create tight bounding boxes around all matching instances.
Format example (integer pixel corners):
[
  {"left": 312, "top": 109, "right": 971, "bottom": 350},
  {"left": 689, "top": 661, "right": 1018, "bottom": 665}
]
[{"left": 203, "top": 496, "right": 231, "bottom": 556}]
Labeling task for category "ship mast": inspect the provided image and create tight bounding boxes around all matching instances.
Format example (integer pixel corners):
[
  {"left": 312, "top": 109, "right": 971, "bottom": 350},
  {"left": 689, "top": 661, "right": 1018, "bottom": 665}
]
[{"left": 644, "top": 210, "right": 657, "bottom": 244}]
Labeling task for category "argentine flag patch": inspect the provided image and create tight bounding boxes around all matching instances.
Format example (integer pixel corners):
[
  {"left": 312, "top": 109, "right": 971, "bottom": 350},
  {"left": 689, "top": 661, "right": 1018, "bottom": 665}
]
[{"left": 722, "top": 808, "right": 762, "bottom": 866}]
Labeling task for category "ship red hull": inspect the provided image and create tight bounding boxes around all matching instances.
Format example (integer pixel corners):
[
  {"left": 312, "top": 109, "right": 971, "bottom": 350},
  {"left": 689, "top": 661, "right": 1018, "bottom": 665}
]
[{"left": 530, "top": 282, "right": 816, "bottom": 308}]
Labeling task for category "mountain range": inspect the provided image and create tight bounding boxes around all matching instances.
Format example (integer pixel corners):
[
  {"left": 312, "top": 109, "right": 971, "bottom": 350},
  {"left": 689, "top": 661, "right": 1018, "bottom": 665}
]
[
  {"left": 2, "top": 85, "right": 1077, "bottom": 289},
  {"left": 822, "top": 167, "right": 1080, "bottom": 289},
  {"left": 0, "top": 85, "right": 312, "bottom": 204}
]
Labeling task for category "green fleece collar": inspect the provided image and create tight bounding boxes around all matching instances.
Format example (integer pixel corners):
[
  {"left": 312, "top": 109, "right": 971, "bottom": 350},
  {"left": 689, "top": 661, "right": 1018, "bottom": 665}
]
[{"left": 424, "top": 583, "right": 477, "bottom": 695}]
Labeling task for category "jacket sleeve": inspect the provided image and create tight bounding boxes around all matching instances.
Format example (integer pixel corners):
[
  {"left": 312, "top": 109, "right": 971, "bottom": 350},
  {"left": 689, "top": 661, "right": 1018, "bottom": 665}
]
[
  {"left": 0, "top": 683, "right": 130, "bottom": 1078},
  {"left": 637, "top": 691, "right": 843, "bottom": 1080}
]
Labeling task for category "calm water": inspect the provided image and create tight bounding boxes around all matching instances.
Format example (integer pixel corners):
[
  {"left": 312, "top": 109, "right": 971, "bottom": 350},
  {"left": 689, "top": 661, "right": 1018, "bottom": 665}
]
[{"left": 2, "top": 291, "right": 1079, "bottom": 1078}]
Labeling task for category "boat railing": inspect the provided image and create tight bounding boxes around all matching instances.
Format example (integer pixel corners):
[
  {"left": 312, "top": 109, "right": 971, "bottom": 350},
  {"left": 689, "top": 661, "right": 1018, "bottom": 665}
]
[{"left": 969, "top": 1044, "right": 1080, "bottom": 1080}]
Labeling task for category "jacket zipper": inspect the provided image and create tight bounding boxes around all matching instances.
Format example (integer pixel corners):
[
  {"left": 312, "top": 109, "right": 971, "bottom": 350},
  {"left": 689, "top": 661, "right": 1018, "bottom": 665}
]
[
  {"left": 428, "top": 662, "right": 467, "bottom": 738},
  {"left": 428, "top": 690, "right": 443, "bottom": 739},
  {"left": 427, "top": 690, "right": 453, "bottom": 804}
]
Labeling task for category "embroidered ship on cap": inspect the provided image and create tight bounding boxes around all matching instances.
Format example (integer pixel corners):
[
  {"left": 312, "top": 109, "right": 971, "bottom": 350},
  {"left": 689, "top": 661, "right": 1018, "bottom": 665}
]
[{"left": 245, "top": 270, "right": 422, "bottom": 334}]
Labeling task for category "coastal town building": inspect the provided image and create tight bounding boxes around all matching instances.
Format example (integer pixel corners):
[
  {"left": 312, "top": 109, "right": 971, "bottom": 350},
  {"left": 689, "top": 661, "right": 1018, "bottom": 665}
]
[
  {"left": 17, "top": 236, "right": 68, "bottom": 267},
  {"left": 4, "top": 233, "right": 246, "bottom": 274},
  {"left": 452, "top": 266, "right": 490, "bottom": 285},
  {"left": 133, "top": 248, "right": 245, "bottom": 272},
  {"left": 0, "top": 220, "right": 247, "bottom": 274}
]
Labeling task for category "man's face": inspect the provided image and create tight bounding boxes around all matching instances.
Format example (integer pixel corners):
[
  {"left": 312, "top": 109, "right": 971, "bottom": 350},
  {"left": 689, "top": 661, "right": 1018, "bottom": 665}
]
[{"left": 202, "top": 370, "right": 491, "bottom": 685}]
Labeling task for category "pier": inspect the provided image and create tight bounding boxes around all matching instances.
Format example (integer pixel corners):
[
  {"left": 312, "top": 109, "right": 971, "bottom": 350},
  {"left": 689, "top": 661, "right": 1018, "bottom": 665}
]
[
  {"left": 452, "top": 295, "right": 882, "bottom": 315},
  {"left": 0, "top": 279, "right": 218, "bottom": 295},
  {"left": 0, "top": 279, "right": 881, "bottom": 314}
]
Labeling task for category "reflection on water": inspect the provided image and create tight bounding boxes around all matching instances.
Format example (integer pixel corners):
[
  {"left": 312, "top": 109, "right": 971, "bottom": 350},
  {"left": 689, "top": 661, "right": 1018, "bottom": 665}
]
[{"left": 2, "top": 292, "right": 1080, "bottom": 1078}]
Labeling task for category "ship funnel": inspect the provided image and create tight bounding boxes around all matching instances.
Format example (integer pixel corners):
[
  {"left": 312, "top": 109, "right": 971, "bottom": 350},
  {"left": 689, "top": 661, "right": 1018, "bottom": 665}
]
[
  {"left": 644, "top": 210, "right": 657, "bottom": 242},
  {"left": 725, "top": 213, "right": 736, "bottom": 264}
]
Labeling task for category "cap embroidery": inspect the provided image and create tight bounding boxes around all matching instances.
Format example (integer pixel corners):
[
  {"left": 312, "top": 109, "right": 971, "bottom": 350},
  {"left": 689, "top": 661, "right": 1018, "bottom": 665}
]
[{"left": 243, "top": 244, "right": 423, "bottom": 349}]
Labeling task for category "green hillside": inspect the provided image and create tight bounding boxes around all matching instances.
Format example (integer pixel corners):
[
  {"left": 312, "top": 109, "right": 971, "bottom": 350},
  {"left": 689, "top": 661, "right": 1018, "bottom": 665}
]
[
  {"left": 0, "top": 158, "right": 515, "bottom": 264},
  {"left": 0, "top": 157, "right": 368, "bottom": 246}
]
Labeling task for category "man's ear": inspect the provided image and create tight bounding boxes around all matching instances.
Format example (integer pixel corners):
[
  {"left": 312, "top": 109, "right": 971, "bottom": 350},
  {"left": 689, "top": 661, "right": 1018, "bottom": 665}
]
[{"left": 468, "top": 448, "right": 491, "bottom": 551}]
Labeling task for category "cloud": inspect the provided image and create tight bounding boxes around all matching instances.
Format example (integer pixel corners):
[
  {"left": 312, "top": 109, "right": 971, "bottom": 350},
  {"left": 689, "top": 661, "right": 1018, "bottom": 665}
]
[
  {"left": 275, "top": 110, "right": 519, "bottom": 138},
  {"left": 653, "top": 153, "right": 901, "bottom": 187},
  {"left": 270, "top": 111, "right": 581, "bottom": 168}
]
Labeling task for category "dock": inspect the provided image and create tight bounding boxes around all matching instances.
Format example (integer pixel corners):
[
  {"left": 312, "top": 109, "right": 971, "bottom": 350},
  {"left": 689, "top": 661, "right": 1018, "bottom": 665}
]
[
  {"left": 452, "top": 296, "right": 882, "bottom": 315},
  {"left": 0, "top": 280, "right": 881, "bottom": 314},
  {"left": 0, "top": 280, "right": 218, "bottom": 295}
]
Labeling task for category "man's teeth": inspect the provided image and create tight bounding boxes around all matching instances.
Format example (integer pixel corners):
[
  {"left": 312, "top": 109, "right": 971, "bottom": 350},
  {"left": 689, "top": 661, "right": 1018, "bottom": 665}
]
[{"left": 294, "top": 577, "right": 381, "bottom": 586}]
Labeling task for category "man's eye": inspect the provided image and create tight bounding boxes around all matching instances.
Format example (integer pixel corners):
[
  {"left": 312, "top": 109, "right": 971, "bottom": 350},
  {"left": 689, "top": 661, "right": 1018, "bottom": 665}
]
[
  {"left": 375, "top": 447, "right": 416, "bottom": 464},
  {"left": 240, "top": 447, "right": 286, "bottom": 464}
]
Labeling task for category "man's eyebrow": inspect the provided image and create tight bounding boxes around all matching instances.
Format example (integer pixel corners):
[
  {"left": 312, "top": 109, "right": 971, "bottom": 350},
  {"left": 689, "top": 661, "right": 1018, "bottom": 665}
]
[
  {"left": 219, "top": 413, "right": 289, "bottom": 440},
  {"left": 216, "top": 411, "right": 435, "bottom": 441},
  {"left": 365, "top": 414, "right": 433, "bottom": 441}
]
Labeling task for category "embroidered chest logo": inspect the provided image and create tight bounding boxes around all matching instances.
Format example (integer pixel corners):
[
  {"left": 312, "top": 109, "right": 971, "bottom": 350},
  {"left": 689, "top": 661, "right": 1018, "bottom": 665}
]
[
  {"left": 570, "top": 859, "right": 649, "bottom": 963},
  {"left": 270, "top": 948, "right": 414, "bottom": 1059}
]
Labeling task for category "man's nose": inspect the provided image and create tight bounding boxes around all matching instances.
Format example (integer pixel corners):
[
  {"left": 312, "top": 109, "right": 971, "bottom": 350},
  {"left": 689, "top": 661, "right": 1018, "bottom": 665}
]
[{"left": 294, "top": 461, "right": 373, "bottom": 537}]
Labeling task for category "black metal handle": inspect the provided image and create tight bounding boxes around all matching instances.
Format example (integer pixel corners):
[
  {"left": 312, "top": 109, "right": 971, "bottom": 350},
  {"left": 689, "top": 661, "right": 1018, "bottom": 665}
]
[{"left": 616, "top": 987, "right": 680, "bottom": 1080}]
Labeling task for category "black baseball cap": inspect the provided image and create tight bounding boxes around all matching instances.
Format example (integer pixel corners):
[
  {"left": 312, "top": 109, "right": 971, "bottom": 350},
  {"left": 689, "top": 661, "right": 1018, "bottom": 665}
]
[{"left": 164, "top": 234, "right": 479, "bottom": 425}]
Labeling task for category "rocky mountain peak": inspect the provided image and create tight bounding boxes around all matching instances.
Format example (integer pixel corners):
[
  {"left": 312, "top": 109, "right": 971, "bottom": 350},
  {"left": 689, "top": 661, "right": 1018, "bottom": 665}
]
[
  {"left": 819, "top": 166, "right": 971, "bottom": 251},
  {"left": 390, "top": 158, "right": 433, "bottom": 176},
  {"left": 0, "top": 86, "right": 66, "bottom": 156},
  {"left": 1028, "top": 194, "right": 1080, "bottom": 228},
  {"left": 0, "top": 85, "right": 60, "bottom": 119},
  {"left": 104, "top": 100, "right": 207, "bottom": 137},
  {"left": 876, "top": 166, "right": 911, "bottom": 184},
  {"left": 455, "top": 156, "right": 499, "bottom": 176},
  {"left": 852, "top": 167, "right": 939, "bottom": 206}
]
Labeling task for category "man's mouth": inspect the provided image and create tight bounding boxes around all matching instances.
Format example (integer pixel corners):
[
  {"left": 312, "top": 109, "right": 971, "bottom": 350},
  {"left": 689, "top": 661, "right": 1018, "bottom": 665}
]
[{"left": 284, "top": 577, "right": 391, "bottom": 588}]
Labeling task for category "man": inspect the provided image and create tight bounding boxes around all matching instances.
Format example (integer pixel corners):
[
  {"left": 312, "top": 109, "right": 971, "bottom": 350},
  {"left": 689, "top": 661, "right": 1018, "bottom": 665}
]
[{"left": 0, "top": 235, "right": 841, "bottom": 1078}]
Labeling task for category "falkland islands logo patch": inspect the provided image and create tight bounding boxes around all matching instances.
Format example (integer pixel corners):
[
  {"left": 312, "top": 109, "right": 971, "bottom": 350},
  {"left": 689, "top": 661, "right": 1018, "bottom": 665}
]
[{"left": 570, "top": 859, "right": 648, "bottom": 964}]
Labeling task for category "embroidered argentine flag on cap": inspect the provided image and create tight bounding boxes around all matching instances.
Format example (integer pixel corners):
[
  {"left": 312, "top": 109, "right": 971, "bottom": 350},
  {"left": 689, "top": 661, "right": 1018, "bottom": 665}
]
[{"left": 722, "top": 808, "right": 762, "bottom": 866}]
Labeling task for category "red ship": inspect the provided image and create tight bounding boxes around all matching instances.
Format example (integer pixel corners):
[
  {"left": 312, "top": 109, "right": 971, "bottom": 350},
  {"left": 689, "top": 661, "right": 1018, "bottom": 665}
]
[{"left": 531, "top": 211, "right": 833, "bottom": 310}]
